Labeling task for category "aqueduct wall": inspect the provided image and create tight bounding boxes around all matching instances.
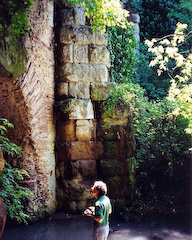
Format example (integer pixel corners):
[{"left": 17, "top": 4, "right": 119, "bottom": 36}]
[{"left": 0, "top": 0, "right": 139, "bottom": 218}]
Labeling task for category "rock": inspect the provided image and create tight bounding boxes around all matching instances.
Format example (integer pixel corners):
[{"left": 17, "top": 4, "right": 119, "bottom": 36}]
[
  {"left": 0, "top": 148, "right": 4, "bottom": 174},
  {"left": 0, "top": 197, "right": 6, "bottom": 238},
  {"left": 59, "top": 99, "right": 94, "bottom": 120}
]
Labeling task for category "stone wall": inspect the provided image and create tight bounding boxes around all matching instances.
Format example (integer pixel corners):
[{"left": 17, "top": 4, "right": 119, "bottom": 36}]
[
  {"left": 0, "top": 0, "right": 56, "bottom": 219},
  {"left": 0, "top": 1, "right": 137, "bottom": 218},
  {"left": 55, "top": 3, "right": 135, "bottom": 213},
  {"left": 55, "top": 4, "right": 109, "bottom": 212}
]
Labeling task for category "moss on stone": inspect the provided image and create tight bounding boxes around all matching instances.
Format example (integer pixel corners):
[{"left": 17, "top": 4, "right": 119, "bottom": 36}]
[{"left": 0, "top": 32, "right": 28, "bottom": 79}]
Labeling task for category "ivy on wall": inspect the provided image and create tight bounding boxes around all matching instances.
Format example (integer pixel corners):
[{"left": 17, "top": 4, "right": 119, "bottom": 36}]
[{"left": 108, "top": 22, "right": 137, "bottom": 83}]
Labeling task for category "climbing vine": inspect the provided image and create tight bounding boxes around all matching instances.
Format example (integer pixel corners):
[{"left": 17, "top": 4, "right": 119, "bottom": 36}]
[{"left": 108, "top": 22, "right": 137, "bottom": 83}]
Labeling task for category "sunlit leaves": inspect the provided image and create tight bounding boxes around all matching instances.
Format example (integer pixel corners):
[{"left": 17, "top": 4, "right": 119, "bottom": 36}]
[
  {"left": 145, "top": 23, "right": 192, "bottom": 133},
  {"left": 65, "top": 0, "right": 129, "bottom": 32}
]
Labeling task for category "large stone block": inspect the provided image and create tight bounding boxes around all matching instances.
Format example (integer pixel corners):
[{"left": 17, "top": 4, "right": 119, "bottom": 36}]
[
  {"left": 60, "top": 25, "right": 108, "bottom": 46},
  {"left": 74, "top": 8, "right": 86, "bottom": 26},
  {"left": 76, "top": 119, "right": 96, "bottom": 141},
  {"left": 69, "top": 82, "right": 90, "bottom": 99},
  {"left": 93, "top": 65, "right": 109, "bottom": 83},
  {"left": 59, "top": 99, "right": 94, "bottom": 119},
  {"left": 69, "top": 141, "right": 103, "bottom": 160},
  {"left": 90, "top": 83, "right": 113, "bottom": 101},
  {"left": 61, "top": 7, "right": 85, "bottom": 26},
  {"left": 100, "top": 102, "right": 131, "bottom": 126},
  {"left": 74, "top": 45, "right": 88, "bottom": 63},
  {"left": 59, "top": 63, "right": 109, "bottom": 83},
  {"left": 60, "top": 179, "right": 93, "bottom": 201},
  {"left": 58, "top": 141, "right": 103, "bottom": 161},
  {"left": 61, "top": 44, "right": 73, "bottom": 63},
  {"left": 105, "top": 176, "right": 129, "bottom": 199},
  {"left": 71, "top": 160, "right": 97, "bottom": 179},
  {"left": 57, "top": 119, "right": 76, "bottom": 141},
  {"left": 102, "top": 141, "right": 128, "bottom": 160},
  {"left": 0, "top": 197, "right": 6, "bottom": 238},
  {"left": 94, "top": 32, "right": 108, "bottom": 46},
  {"left": 60, "top": 25, "right": 94, "bottom": 45},
  {"left": 89, "top": 45, "right": 110, "bottom": 68},
  {"left": 100, "top": 159, "right": 128, "bottom": 178},
  {"left": 57, "top": 82, "right": 68, "bottom": 98},
  {"left": 97, "top": 124, "right": 127, "bottom": 141}
]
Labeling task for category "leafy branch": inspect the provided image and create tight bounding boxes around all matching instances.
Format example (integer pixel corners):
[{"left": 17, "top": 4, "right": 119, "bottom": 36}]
[{"left": 0, "top": 118, "right": 33, "bottom": 224}]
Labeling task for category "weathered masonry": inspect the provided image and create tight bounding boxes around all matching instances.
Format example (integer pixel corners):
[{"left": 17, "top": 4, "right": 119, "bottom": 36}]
[{"left": 0, "top": 0, "right": 139, "bottom": 218}]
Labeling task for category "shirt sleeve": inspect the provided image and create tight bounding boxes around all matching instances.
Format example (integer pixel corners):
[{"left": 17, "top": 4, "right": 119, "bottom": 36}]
[{"left": 95, "top": 203, "right": 104, "bottom": 219}]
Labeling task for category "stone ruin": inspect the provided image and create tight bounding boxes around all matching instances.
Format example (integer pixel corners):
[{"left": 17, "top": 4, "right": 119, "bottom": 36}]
[{"left": 0, "top": 0, "right": 140, "bottom": 218}]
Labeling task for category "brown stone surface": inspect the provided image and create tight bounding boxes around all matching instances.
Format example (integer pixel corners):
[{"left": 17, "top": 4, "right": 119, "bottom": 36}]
[
  {"left": 68, "top": 82, "right": 90, "bottom": 99},
  {"left": 90, "top": 82, "right": 113, "bottom": 101},
  {"left": 0, "top": 0, "right": 56, "bottom": 218},
  {"left": 59, "top": 63, "right": 109, "bottom": 83},
  {"left": 100, "top": 102, "right": 131, "bottom": 126},
  {"left": 76, "top": 119, "right": 96, "bottom": 141},
  {"left": 97, "top": 124, "right": 128, "bottom": 141},
  {"left": 74, "top": 45, "right": 88, "bottom": 64},
  {"left": 57, "top": 141, "right": 103, "bottom": 161},
  {"left": 0, "top": 197, "right": 6, "bottom": 238},
  {"left": 0, "top": 148, "right": 4, "bottom": 174},
  {"left": 61, "top": 44, "right": 73, "bottom": 63},
  {"left": 69, "top": 141, "right": 103, "bottom": 161},
  {"left": 89, "top": 45, "right": 110, "bottom": 68},
  {"left": 57, "top": 120, "right": 76, "bottom": 141},
  {"left": 59, "top": 179, "right": 93, "bottom": 201},
  {"left": 102, "top": 141, "right": 128, "bottom": 160},
  {"left": 71, "top": 160, "right": 97, "bottom": 179},
  {"left": 61, "top": 7, "right": 85, "bottom": 26},
  {"left": 57, "top": 82, "right": 69, "bottom": 97},
  {"left": 60, "top": 25, "right": 108, "bottom": 46},
  {"left": 60, "top": 99, "right": 94, "bottom": 120},
  {"left": 60, "top": 25, "right": 94, "bottom": 45}
]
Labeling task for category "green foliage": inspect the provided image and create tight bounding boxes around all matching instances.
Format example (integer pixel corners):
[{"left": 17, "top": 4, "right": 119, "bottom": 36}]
[
  {"left": 107, "top": 23, "right": 137, "bottom": 83},
  {"left": 0, "top": 118, "right": 33, "bottom": 224},
  {"left": 0, "top": 161, "right": 34, "bottom": 224},
  {"left": 133, "top": 43, "right": 170, "bottom": 100},
  {"left": 0, "top": 0, "right": 34, "bottom": 36},
  {"left": 146, "top": 23, "right": 192, "bottom": 133},
  {"left": 134, "top": 98, "right": 190, "bottom": 194},
  {"left": 105, "top": 20, "right": 139, "bottom": 111},
  {"left": 65, "top": 0, "right": 129, "bottom": 32},
  {"left": 130, "top": 0, "right": 179, "bottom": 40},
  {"left": 0, "top": 118, "right": 22, "bottom": 157},
  {"left": 104, "top": 82, "right": 144, "bottom": 113},
  {"left": 168, "top": 0, "right": 192, "bottom": 31}
]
